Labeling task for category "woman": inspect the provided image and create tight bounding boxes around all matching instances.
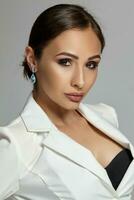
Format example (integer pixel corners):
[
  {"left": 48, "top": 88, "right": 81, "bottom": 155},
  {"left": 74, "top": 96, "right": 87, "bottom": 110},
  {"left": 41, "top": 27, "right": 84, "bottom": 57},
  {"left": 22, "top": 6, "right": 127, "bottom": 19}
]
[{"left": 0, "top": 3, "right": 134, "bottom": 200}]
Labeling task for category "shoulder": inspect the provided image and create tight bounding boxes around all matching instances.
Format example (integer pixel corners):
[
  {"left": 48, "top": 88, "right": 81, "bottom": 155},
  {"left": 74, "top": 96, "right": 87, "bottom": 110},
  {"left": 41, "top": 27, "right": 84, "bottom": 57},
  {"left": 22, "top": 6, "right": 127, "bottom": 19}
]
[
  {"left": 83, "top": 102, "right": 119, "bottom": 128},
  {"left": 0, "top": 116, "right": 24, "bottom": 173},
  {"left": 0, "top": 122, "right": 20, "bottom": 198},
  {"left": 0, "top": 116, "right": 27, "bottom": 148},
  {"left": 0, "top": 116, "right": 23, "bottom": 152},
  {"left": 0, "top": 115, "right": 41, "bottom": 178}
]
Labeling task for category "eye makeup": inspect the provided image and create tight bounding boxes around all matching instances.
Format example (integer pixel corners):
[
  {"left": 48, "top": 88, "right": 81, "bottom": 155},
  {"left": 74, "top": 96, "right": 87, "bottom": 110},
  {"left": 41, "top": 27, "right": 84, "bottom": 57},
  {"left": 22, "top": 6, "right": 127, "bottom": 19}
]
[{"left": 57, "top": 58, "right": 99, "bottom": 69}]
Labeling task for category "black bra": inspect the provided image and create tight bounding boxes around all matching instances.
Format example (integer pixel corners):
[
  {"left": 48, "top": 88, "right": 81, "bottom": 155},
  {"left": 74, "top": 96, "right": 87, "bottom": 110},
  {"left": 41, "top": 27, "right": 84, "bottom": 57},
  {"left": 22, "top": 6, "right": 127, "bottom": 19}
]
[{"left": 105, "top": 148, "right": 133, "bottom": 190}]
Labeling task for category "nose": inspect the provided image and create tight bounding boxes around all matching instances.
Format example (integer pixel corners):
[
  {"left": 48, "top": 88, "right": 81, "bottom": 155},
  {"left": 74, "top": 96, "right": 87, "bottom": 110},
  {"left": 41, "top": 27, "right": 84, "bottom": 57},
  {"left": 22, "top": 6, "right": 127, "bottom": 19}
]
[{"left": 71, "top": 67, "right": 85, "bottom": 89}]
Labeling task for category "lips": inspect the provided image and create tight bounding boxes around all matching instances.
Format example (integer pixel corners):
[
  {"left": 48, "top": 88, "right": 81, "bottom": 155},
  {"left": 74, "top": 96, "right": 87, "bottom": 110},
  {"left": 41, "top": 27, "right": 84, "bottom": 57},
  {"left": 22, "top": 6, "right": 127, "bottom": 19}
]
[
  {"left": 65, "top": 93, "right": 83, "bottom": 102},
  {"left": 65, "top": 92, "right": 84, "bottom": 96}
]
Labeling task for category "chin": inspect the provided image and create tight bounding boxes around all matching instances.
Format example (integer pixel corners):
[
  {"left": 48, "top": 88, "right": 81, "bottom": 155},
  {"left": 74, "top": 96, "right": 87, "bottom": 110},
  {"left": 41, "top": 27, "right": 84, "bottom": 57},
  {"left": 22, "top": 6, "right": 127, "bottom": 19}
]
[{"left": 64, "top": 101, "right": 81, "bottom": 110}]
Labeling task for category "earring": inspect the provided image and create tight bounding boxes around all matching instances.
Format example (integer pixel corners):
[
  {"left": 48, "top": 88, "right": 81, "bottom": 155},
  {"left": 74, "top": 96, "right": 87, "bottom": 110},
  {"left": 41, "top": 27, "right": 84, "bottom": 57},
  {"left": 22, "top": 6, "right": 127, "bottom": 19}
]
[{"left": 30, "top": 64, "right": 37, "bottom": 84}]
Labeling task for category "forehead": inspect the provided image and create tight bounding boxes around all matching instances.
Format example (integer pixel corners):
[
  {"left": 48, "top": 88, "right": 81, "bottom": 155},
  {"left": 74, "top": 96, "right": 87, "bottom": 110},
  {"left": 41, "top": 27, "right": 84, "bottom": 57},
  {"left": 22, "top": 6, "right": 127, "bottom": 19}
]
[{"left": 43, "top": 27, "right": 101, "bottom": 56}]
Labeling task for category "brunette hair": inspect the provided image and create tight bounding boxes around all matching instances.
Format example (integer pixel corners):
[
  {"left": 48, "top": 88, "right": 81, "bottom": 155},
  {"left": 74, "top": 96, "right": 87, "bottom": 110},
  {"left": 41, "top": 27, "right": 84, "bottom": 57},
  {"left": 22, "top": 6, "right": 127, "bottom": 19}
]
[{"left": 22, "top": 3, "right": 105, "bottom": 88}]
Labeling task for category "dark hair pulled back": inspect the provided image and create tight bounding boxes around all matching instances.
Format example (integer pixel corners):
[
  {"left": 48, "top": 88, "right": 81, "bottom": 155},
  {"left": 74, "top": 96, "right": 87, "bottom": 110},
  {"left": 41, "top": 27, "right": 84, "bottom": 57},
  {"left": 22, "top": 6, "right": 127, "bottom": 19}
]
[{"left": 22, "top": 3, "right": 105, "bottom": 88}]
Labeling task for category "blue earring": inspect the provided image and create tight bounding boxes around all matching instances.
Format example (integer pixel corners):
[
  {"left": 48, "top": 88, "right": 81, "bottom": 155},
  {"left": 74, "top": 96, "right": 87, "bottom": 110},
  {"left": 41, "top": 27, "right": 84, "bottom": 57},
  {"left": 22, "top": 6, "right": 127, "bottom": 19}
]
[{"left": 30, "top": 65, "right": 37, "bottom": 84}]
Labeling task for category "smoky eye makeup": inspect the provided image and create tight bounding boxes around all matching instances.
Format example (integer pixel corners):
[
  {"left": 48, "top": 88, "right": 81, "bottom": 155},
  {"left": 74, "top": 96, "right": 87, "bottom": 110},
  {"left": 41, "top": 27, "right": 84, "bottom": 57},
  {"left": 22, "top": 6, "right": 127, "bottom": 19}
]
[
  {"left": 57, "top": 58, "right": 72, "bottom": 66},
  {"left": 57, "top": 57, "right": 100, "bottom": 69},
  {"left": 86, "top": 60, "right": 99, "bottom": 69}
]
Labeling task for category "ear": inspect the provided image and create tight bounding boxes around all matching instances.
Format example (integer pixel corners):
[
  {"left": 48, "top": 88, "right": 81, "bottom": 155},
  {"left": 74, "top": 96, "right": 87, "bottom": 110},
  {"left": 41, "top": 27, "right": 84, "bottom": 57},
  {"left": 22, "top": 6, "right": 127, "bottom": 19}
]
[{"left": 25, "top": 46, "right": 38, "bottom": 71}]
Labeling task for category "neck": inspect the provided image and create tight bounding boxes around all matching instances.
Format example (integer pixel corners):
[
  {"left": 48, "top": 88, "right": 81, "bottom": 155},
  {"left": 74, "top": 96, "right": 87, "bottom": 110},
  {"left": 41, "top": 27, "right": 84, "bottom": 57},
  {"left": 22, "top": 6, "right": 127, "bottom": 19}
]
[{"left": 32, "top": 89, "right": 81, "bottom": 127}]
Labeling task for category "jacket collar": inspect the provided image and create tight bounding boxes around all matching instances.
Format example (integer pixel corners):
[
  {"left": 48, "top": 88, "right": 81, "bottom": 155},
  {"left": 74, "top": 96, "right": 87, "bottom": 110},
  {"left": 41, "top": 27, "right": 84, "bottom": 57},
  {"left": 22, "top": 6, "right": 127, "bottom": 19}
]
[
  {"left": 20, "top": 92, "right": 53, "bottom": 132},
  {"left": 21, "top": 92, "right": 131, "bottom": 148},
  {"left": 20, "top": 92, "right": 134, "bottom": 194},
  {"left": 21, "top": 92, "right": 134, "bottom": 158},
  {"left": 20, "top": 92, "right": 94, "bottom": 133}
]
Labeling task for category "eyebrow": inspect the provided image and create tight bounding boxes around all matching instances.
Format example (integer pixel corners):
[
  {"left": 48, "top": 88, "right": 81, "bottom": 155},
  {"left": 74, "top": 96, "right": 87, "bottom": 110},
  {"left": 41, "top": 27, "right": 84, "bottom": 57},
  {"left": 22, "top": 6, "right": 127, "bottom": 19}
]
[{"left": 56, "top": 52, "right": 101, "bottom": 60}]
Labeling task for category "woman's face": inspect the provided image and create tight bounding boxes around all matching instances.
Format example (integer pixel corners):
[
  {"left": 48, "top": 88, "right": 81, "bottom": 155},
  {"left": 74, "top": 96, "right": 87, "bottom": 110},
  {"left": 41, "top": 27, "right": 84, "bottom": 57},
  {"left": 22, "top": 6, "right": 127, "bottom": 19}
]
[{"left": 34, "top": 27, "right": 102, "bottom": 110}]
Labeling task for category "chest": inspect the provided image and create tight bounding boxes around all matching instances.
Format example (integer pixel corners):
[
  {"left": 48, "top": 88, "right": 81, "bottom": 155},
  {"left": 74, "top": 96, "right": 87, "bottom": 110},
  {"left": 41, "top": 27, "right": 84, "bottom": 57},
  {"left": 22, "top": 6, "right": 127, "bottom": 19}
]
[
  {"left": 12, "top": 121, "right": 134, "bottom": 200},
  {"left": 56, "top": 119, "right": 124, "bottom": 168}
]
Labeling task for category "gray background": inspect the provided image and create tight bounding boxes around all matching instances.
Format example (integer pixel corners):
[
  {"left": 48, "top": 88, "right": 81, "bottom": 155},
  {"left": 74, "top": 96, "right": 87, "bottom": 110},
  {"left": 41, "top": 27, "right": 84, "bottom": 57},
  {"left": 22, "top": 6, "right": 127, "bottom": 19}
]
[
  {"left": 0, "top": 0, "right": 134, "bottom": 198},
  {"left": 0, "top": 1, "right": 134, "bottom": 141}
]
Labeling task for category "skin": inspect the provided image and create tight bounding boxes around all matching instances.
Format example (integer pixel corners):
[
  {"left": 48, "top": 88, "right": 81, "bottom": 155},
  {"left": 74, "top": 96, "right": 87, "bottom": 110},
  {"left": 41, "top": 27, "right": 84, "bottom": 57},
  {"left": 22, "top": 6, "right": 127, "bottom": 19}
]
[
  {"left": 25, "top": 27, "right": 102, "bottom": 127},
  {"left": 25, "top": 27, "right": 124, "bottom": 168}
]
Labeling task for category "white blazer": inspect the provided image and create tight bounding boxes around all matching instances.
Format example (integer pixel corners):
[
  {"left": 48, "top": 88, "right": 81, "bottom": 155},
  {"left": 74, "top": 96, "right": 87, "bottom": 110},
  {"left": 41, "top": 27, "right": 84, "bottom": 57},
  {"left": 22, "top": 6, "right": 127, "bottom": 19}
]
[{"left": 0, "top": 92, "right": 134, "bottom": 200}]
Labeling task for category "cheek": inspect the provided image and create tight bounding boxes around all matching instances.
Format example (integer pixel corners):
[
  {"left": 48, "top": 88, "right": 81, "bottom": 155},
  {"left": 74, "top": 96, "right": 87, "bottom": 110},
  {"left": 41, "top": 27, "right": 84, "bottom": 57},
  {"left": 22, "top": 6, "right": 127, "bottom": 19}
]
[
  {"left": 37, "top": 64, "right": 67, "bottom": 90},
  {"left": 85, "top": 70, "right": 98, "bottom": 88},
  {"left": 93, "top": 70, "right": 98, "bottom": 82}
]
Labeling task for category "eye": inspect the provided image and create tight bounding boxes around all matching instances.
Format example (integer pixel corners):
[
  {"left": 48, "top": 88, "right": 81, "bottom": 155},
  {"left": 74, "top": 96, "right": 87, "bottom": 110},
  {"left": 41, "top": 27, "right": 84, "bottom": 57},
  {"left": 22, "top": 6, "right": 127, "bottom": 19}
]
[
  {"left": 57, "top": 58, "right": 72, "bottom": 66},
  {"left": 86, "top": 61, "right": 99, "bottom": 69}
]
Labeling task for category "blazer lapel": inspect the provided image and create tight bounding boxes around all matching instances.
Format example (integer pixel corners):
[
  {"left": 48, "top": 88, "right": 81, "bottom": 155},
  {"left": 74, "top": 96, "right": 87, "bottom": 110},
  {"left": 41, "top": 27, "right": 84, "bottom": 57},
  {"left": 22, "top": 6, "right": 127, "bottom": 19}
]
[
  {"left": 21, "top": 93, "right": 134, "bottom": 194},
  {"left": 78, "top": 103, "right": 132, "bottom": 148}
]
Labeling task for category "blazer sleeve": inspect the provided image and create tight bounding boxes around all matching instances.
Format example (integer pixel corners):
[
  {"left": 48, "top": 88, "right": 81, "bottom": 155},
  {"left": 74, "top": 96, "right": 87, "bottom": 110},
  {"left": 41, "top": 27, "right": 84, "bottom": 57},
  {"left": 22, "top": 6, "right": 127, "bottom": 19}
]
[{"left": 0, "top": 127, "right": 19, "bottom": 199}]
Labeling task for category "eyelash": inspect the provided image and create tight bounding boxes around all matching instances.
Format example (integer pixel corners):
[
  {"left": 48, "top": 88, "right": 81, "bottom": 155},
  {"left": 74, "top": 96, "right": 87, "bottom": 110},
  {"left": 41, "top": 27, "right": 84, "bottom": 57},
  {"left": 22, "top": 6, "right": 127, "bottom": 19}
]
[{"left": 57, "top": 58, "right": 99, "bottom": 69}]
